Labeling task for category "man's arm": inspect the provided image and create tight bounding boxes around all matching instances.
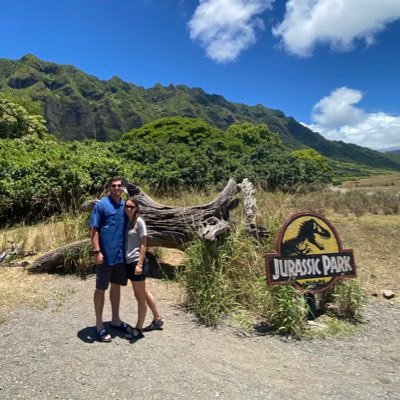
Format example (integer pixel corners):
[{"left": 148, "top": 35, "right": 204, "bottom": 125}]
[{"left": 90, "top": 227, "right": 104, "bottom": 264}]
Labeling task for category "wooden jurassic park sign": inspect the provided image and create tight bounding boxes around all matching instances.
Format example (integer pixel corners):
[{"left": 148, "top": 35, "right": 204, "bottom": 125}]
[{"left": 266, "top": 212, "right": 356, "bottom": 293}]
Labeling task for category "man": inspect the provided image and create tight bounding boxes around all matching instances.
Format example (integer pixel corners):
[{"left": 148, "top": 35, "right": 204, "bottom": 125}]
[{"left": 90, "top": 176, "right": 131, "bottom": 342}]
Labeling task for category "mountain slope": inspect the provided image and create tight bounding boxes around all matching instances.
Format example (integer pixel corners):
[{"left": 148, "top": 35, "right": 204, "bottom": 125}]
[{"left": 1, "top": 54, "right": 399, "bottom": 171}]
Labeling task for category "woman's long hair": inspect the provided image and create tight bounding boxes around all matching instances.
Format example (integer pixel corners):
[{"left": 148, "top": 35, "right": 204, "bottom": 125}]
[{"left": 127, "top": 197, "right": 140, "bottom": 229}]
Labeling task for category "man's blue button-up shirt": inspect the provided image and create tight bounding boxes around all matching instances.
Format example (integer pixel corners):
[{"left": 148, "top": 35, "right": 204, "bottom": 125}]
[{"left": 90, "top": 195, "right": 126, "bottom": 265}]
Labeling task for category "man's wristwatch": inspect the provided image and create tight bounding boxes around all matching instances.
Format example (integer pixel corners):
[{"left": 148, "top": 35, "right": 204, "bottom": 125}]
[{"left": 92, "top": 249, "right": 101, "bottom": 255}]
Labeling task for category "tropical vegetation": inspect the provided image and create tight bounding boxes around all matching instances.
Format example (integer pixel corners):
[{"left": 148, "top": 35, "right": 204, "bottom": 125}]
[{"left": 0, "top": 98, "right": 333, "bottom": 224}]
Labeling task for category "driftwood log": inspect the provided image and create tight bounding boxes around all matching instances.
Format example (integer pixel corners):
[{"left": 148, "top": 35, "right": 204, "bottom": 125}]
[
  {"left": 125, "top": 178, "right": 241, "bottom": 248},
  {"left": 30, "top": 179, "right": 251, "bottom": 273},
  {"left": 0, "top": 241, "right": 35, "bottom": 265},
  {"left": 29, "top": 239, "right": 91, "bottom": 273}
]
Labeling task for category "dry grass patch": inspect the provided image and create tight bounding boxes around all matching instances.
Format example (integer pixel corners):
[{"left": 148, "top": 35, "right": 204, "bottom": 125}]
[
  {"left": 159, "top": 248, "right": 186, "bottom": 266},
  {"left": 340, "top": 173, "right": 400, "bottom": 192},
  {"left": 333, "top": 215, "right": 400, "bottom": 298},
  {"left": 0, "top": 267, "right": 76, "bottom": 324},
  {"left": 0, "top": 213, "right": 88, "bottom": 255}
]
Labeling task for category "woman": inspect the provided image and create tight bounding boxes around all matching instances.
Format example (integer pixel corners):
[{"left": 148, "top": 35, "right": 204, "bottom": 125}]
[{"left": 125, "top": 197, "right": 164, "bottom": 339}]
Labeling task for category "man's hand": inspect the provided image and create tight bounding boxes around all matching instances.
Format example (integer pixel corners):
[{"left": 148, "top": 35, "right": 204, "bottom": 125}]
[{"left": 94, "top": 252, "right": 104, "bottom": 264}]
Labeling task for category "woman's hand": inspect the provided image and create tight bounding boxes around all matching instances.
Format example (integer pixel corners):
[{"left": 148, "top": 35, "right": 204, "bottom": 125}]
[{"left": 135, "top": 263, "right": 143, "bottom": 275}]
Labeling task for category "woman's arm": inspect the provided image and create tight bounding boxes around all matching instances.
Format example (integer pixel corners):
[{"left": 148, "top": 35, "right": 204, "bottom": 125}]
[{"left": 135, "top": 236, "right": 147, "bottom": 274}]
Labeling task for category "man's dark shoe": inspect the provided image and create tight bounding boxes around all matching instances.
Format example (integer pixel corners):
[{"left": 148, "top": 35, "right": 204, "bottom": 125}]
[{"left": 97, "top": 327, "right": 112, "bottom": 342}]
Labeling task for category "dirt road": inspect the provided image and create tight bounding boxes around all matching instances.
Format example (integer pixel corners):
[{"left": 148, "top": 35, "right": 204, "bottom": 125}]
[{"left": 0, "top": 276, "right": 399, "bottom": 400}]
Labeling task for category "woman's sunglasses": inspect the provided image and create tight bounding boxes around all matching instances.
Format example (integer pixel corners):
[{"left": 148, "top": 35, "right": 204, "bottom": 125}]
[{"left": 125, "top": 205, "right": 137, "bottom": 210}]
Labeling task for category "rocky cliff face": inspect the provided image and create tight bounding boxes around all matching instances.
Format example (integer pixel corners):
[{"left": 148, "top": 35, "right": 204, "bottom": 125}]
[{"left": 0, "top": 55, "right": 307, "bottom": 144}]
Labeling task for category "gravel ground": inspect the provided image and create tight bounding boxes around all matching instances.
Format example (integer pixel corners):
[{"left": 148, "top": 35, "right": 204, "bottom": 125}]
[{"left": 0, "top": 276, "right": 399, "bottom": 400}]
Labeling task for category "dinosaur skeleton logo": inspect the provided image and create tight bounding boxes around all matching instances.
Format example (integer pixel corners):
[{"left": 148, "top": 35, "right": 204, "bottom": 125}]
[
  {"left": 266, "top": 212, "right": 356, "bottom": 293},
  {"left": 281, "top": 218, "right": 331, "bottom": 256}
]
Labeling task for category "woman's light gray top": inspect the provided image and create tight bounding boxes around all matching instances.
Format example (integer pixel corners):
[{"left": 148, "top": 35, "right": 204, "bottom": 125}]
[{"left": 125, "top": 217, "right": 147, "bottom": 263}]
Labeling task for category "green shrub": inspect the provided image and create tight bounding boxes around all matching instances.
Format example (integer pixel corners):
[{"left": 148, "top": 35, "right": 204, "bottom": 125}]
[
  {"left": 0, "top": 97, "right": 47, "bottom": 139},
  {"left": 1, "top": 116, "right": 334, "bottom": 224},
  {"left": 0, "top": 136, "right": 136, "bottom": 224}
]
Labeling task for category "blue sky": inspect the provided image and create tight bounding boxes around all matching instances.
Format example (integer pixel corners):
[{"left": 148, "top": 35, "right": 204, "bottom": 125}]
[{"left": 1, "top": 0, "right": 399, "bottom": 150}]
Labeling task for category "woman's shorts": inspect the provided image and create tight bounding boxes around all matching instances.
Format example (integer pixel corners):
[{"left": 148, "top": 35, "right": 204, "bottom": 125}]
[{"left": 126, "top": 259, "right": 149, "bottom": 282}]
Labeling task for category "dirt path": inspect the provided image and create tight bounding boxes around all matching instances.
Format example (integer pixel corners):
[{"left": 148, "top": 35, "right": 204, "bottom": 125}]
[{"left": 0, "top": 276, "right": 399, "bottom": 400}]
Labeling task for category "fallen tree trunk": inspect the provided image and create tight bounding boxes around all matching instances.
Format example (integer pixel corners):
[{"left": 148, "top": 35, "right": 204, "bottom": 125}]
[
  {"left": 125, "top": 178, "right": 241, "bottom": 248},
  {"left": 30, "top": 179, "right": 243, "bottom": 272},
  {"left": 30, "top": 239, "right": 91, "bottom": 273}
]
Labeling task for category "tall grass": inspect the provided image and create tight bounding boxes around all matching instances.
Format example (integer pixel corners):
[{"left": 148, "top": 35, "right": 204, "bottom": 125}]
[
  {"left": 180, "top": 223, "right": 309, "bottom": 334},
  {"left": 179, "top": 186, "right": 390, "bottom": 335},
  {"left": 263, "top": 285, "right": 308, "bottom": 335},
  {"left": 180, "top": 239, "right": 233, "bottom": 326},
  {"left": 181, "top": 223, "right": 365, "bottom": 335},
  {"left": 62, "top": 243, "right": 93, "bottom": 276}
]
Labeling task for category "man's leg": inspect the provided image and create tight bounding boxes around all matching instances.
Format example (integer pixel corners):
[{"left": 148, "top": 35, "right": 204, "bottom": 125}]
[
  {"left": 110, "top": 283, "right": 122, "bottom": 325},
  {"left": 94, "top": 289, "right": 106, "bottom": 330},
  {"left": 110, "top": 263, "right": 128, "bottom": 325},
  {"left": 94, "top": 264, "right": 112, "bottom": 341}
]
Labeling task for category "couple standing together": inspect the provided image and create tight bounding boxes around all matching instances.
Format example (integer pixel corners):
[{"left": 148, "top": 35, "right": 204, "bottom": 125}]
[{"left": 90, "top": 176, "right": 163, "bottom": 342}]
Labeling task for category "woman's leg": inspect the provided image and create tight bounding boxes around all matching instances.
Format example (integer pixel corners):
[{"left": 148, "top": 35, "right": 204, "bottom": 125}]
[
  {"left": 132, "top": 280, "right": 147, "bottom": 330},
  {"left": 145, "top": 288, "right": 161, "bottom": 320}
]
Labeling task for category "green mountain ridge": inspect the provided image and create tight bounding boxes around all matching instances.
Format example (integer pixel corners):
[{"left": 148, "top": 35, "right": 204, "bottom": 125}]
[{"left": 1, "top": 54, "right": 399, "bottom": 172}]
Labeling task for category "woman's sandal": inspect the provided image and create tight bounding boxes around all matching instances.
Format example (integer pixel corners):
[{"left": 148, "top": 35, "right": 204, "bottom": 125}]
[
  {"left": 143, "top": 317, "right": 164, "bottom": 332},
  {"left": 125, "top": 326, "right": 144, "bottom": 340},
  {"left": 97, "top": 327, "right": 112, "bottom": 343}
]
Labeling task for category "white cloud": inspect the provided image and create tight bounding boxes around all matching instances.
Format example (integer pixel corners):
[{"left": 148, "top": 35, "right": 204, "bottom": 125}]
[
  {"left": 306, "top": 87, "right": 400, "bottom": 151},
  {"left": 188, "top": 0, "right": 274, "bottom": 63},
  {"left": 311, "top": 87, "right": 366, "bottom": 128},
  {"left": 273, "top": 0, "right": 400, "bottom": 56}
]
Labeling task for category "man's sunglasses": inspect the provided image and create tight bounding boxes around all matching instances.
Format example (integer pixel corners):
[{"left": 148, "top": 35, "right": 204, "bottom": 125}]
[{"left": 111, "top": 184, "right": 122, "bottom": 188}]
